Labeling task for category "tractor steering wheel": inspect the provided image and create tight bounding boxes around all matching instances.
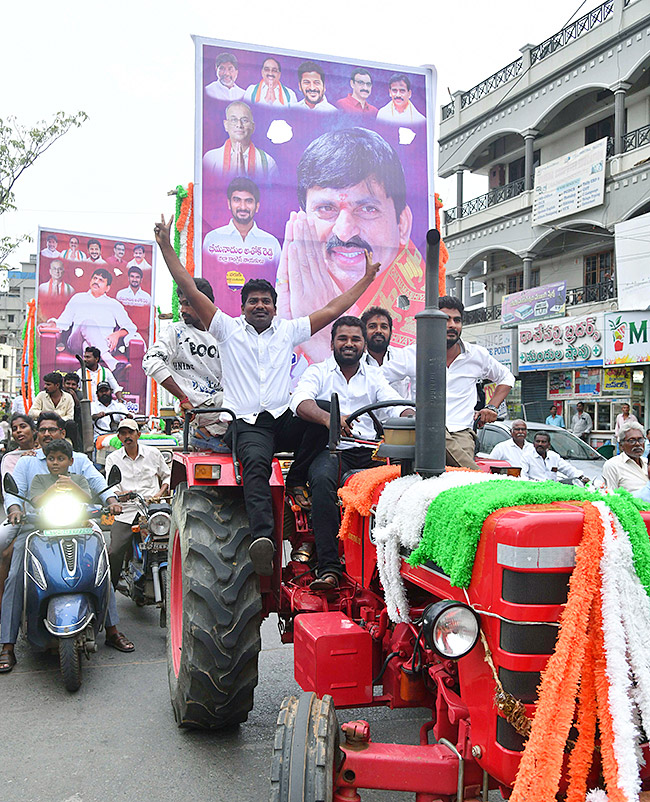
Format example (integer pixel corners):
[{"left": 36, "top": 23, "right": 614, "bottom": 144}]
[{"left": 328, "top": 393, "right": 416, "bottom": 454}]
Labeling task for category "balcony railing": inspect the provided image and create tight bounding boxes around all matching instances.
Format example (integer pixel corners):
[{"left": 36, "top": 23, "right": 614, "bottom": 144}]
[
  {"left": 463, "top": 279, "right": 616, "bottom": 325},
  {"left": 444, "top": 178, "right": 525, "bottom": 224},
  {"left": 566, "top": 279, "right": 616, "bottom": 305},
  {"left": 442, "top": 0, "right": 615, "bottom": 118},
  {"left": 624, "top": 123, "right": 650, "bottom": 152},
  {"left": 530, "top": 1, "right": 614, "bottom": 64}
]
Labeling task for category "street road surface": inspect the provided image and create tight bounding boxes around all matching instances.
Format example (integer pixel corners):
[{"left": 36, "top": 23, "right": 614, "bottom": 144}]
[{"left": 1, "top": 595, "right": 432, "bottom": 802}]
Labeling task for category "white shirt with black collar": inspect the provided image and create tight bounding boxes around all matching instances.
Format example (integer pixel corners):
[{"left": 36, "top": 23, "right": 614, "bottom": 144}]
[
  {"left": 208, "top": 310, "right": 311, "bottom": 424},
  {"left": 521, "top": 449, "right": 583, "bottom": 482}
]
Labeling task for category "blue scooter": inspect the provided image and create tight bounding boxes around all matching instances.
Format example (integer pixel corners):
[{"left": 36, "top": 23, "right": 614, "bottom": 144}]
[{"left": 3, "top": 466, "right": 121, "bottom": 691}]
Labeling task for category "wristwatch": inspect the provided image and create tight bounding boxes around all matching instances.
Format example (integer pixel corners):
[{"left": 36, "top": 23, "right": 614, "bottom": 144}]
[{"left": 485, "top": 404, "right": 499, "bottom": 414}]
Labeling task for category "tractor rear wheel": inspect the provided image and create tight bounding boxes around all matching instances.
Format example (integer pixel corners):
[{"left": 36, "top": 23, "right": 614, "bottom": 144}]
[
  {"left": 166, "top": 484, "right": 261, "bottom": 729},
  {"left": 270, "top": 692, "right": 341, "bottom": 802}
]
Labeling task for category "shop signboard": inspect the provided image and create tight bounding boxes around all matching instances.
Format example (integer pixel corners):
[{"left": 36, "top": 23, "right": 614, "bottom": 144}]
[
  {"left": 604, "top": 311, "right": 650, "bottom": 366},
  {"left": 532, "top": 138, "right": 607, "bottom": 225},
  {"left": 195, "top": 37, "right": 435, "bottom": 365},
  {"left": 518, "top": 313, "right": 604, "bottom": 373},
  {"left": 473, "top": 329, "right": 517, "bottom": 374},
  {"left": 603, "top": 367, "right": 631, "bottom": 395},
  {"left": 501, "top": 281, "right": 566, "bottom": 328}
]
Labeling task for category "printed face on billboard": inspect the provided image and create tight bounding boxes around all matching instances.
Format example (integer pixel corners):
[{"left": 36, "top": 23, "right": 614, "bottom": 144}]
[
  {"left": 36, "top": 229, "right": 156, "bottom": 413},
  {"left": 197, "top": 39, "right": 435, "bottom": 365}
]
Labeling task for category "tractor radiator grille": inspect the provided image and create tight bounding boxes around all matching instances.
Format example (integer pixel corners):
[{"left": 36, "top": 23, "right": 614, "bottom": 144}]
[{"left": 502, "top": 569, "right": 570, "bottom": 605}]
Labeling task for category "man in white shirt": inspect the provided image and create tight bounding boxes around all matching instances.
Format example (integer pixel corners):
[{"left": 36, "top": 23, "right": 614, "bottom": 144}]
[
  {"left": 142, "top": 277, "right": 226, "bottom": 452},
  {"left": 116, "top": 266, "right": 152, "bottom": 307},
  {"left": 77, "top": 346, "right": 123, "bottom": 402},
  {"left": 295, "top": 61, "right": 336, "bottom": 113},
  {"left": 489, "top": 420, "right": 536, "bottom": 470},
  {"left": 244, "top": 56, "right": 297, "bottom": 107},
  {"left": 205, "top": 51, "right": 245, "bottom": 102},
  {"left": 202, "top": 177, "right": 281, "bottom": 292},
  {"left": 376, "top": 73, "right": 425, "bottom": 125},
  {"left": 614, "top": 403, "right": 638, "bottom": 441},
  {"left": 126, "top": 245, "right": 152, "bottom": 272},
  {"left": 360, "top": 306, "right": 411, "bottom": 398},
  {"left": 105, "top": 419, "right": 170, "bottom": 588},
  {"left": 40, "top": 234, "right": 61, "bottom": 258},
  {"left": 203, "top": 101, "right": 278, "bottom": 181},
  {"left": 522, "top": 431, "right": 587, "bottom": 484},
  {"left": 602, "top": 421, "right": 649, "bottom": 492},
  {"left": 154, "top": 213, "right": 380, "bottom": 576},
  {"left": 381, "top": 341, "right": 416, "bottom": 399},
  {"left": 38, "top": 259, "right": 74, "bottom": 299},
  {"left": 291, "top": 316, "right": 411, "bottom": 589},
  {"left": 41, "top": 268, "right": 140, "bottom": 371},
  {"left": 570, "top": 402, "right": 593, "bottom": 443},
  {"left": 441, "top": 296, "right": 515, "bottom": 469}
]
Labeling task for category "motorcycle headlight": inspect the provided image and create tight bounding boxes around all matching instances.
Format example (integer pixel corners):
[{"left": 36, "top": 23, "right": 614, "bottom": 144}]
[
  {"left": 149, "top": 511, "right": 171, "bottom": 537},
  {"left": 40, "top": 493, "right": 86, "bottom": 529},
  {"left": 421, "top": 600, "right": 480, "bottom": 659}
]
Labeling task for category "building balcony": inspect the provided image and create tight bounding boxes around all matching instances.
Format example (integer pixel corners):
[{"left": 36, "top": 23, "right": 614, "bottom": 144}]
[
  {"left": 445, "top": 179, "right": 525, "bottom": 225},
  {"left": 463, "top": 279, "right": 616, "bottom": 325},
  {"left": 441, "top": 0, "right": 615, "bottom": 122}
]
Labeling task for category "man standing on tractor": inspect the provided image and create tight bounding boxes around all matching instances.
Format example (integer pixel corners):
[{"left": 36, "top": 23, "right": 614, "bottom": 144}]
[
  {"left": 153, "top": 215, "right": 381, "bottom": 577},
  {"left": 290, "top": 315, "right": 412, "bottom": 590},
  {"left": 142, "top": 277, "right": 227, "bottom": 452}
]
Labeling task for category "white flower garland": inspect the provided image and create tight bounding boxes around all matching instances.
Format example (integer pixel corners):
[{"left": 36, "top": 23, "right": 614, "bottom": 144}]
[{"left": 374, "top": 471, "right": 513, "bottom": 623}]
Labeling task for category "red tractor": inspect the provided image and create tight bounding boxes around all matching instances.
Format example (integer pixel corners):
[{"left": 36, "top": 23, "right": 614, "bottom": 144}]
[{"left": 165, "top": 231, "right": 650, "bottom": 800}]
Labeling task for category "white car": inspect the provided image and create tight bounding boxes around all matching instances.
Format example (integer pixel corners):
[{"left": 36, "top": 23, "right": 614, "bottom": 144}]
[{"left": 475, "top": 420, "right": 606, "bottom": 483}]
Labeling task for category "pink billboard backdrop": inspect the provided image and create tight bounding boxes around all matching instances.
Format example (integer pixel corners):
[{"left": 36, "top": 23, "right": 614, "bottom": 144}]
[{"left": 36, "top": 229, "right": 155, "bottom": 413}]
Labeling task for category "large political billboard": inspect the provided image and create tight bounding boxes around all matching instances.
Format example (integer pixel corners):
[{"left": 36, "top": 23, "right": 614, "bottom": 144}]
[
  {"left": 36, "top": 228, "right": 155, "bottom": 412},
  {"left": 194, "top": 37, "right": 436, "bottom": 367}
]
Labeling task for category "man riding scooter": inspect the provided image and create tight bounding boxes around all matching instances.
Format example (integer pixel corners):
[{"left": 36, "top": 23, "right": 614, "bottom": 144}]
[{"left": 0, "top": 412, "right": 134, "bottom": 673}]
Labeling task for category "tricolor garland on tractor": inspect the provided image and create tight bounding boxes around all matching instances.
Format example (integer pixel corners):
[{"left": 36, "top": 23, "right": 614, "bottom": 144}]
[{"left": 166, "top": 230, "right": 650, "bottom": 802}]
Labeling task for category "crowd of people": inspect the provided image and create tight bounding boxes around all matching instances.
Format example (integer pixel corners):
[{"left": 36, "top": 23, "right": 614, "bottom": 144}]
[{"left": 2, "top": 210, "right": 649, "bottom": 670}]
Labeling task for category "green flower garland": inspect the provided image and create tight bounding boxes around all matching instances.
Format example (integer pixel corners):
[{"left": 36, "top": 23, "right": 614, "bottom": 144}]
[
  {"left": 171, "top": 184, "right": 188, "bottom": 323},
  {"left": 408, "top": 480, "right": 650, "bottom": 591}
]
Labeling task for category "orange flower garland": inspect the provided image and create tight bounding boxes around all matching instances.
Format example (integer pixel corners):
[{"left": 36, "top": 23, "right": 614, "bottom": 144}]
[{"left": 337, "top": 464, "right": 401, "bottom": 540}]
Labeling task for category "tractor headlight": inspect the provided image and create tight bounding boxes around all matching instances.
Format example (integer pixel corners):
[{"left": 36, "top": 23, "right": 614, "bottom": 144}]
[
  {"left": 40, "top": 494, "right": 86, "bottom": 529},
  {"left": 421, "top": 600, "right": 480, "bottom": 659},
  {"left": 149, "top": 511, "right": 171, "bottom": 537}
]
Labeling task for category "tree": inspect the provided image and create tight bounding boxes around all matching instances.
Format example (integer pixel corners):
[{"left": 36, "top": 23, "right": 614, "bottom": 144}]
[{"left": 0, "top": 111, "right": 88, "bottom": 266}]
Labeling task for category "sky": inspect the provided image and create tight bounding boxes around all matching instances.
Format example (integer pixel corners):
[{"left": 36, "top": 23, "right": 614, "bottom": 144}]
[{"left": 2, "top": 0, "right": 585, "bottom": 311}]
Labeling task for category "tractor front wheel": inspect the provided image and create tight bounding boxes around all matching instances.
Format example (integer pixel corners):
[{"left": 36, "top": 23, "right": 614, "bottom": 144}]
[
  {"left": 166, "top": 484, "right": 261, "bottom": 729},
  {"left": 270, "top": 692, "right": 341, "bottom": 802}
]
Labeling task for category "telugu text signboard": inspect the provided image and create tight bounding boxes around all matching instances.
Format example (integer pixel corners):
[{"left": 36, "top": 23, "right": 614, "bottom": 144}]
[
  {"left": 195, "top": 37, "right": 435, "bottom": 366},
  {"left": 501, "top": 281, "right": 566, "bottom": 328},
  {"left": 604, "top": 311, "right": 650, "bottom": 366},
  {"left": 36, "top": 228, "right": 155, "bottom": 413},
  {"left": 532, "top": 138, "right": 607, "bottom": 226},
  {"left": 518, "top": 313, "right": 604, "bottom": 372}
]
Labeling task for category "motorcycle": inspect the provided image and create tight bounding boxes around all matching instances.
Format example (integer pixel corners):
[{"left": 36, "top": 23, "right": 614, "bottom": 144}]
[
  {"left": 2, "top": 466, "right": 122, "bottom": 692},
  {"left": 116, "top": 492, "right": 171, "bottom": 627}
]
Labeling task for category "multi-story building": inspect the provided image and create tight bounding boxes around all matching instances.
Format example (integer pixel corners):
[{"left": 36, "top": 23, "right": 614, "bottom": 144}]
[
  {"left": 439, "top": 0, "right": 650, "bottom": 441},
  {"left": 0, "top": 255, "right": 36, "bottom": 401}
]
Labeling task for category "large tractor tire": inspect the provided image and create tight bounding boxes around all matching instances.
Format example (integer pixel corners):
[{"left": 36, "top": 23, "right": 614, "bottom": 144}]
[
  {"left": 270, "top": 692, "right": 341, "bottom": 802},
  {"left": 167, "top": 483, "right": 261, "bottom": 729}
]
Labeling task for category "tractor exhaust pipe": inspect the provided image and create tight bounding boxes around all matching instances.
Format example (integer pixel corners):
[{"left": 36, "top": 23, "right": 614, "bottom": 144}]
[{"left": 414, "top": 229, "right": 447, "bottom": 477}]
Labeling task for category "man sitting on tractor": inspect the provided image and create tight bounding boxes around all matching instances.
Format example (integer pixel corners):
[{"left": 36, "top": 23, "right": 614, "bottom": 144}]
[
  {"left": 290, "top": 315, "right": 412, "bottom": 590},
  {"left": 153, "top": 215, "right": 381, "bottom": 577},
  {"left": 142, "top": 277, "right": 227, "bottom": 452}
]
